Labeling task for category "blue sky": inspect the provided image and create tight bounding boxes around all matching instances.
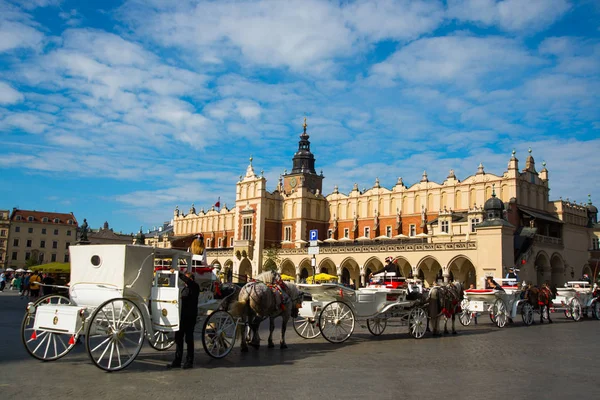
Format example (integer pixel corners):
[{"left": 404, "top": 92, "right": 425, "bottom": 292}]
[{"left": 1, "top": 0, "right": 599, "bottom": 234}]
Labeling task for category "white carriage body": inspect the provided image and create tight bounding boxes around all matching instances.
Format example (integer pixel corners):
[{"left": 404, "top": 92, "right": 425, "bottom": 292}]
[
  {"left": 464, "top": 278, "right": 524, "bottom": 318},
  {"left": 69, "top": 245, "right": 158, "bottom": 307},
  {"left": 298, "top": 283, "right": 413, "bottom": 318},
  {"left": 555, "top": 281, "right": 595, "bottom": 308},
  {"left": 33, "top": 304, "right": 86, "bottom": 336}
]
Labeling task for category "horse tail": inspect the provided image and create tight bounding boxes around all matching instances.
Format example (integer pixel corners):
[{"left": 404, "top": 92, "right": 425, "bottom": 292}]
[{"left": 229, "top": 300, "right": 246, "bottom": 318}]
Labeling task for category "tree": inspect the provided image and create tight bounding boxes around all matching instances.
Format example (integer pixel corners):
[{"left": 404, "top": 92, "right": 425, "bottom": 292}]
[{"left": 263, "top": 245, "right": 281, "bottom": 271}]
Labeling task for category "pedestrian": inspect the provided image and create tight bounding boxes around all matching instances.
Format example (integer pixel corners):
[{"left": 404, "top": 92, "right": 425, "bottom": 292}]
[
  {"left": 22, "top": 273, "right": 31, "bottom": 299},
  {"left": 14, "top": 274, "right": 22, "bottom": 293},
  {"left": 42, "top": 273, "right": 55, "bottom": 296},
  {"left": 167, "top": 269, "right": 200, "bottom": 370},
  {"left": 29, "top": 271, "right": 42, "bottom": 299},
  {"left": 505, "top": 267, "right": 519, "bottom": 283},
  {"left": 0, "top": 271, "right": 6, "bottom": 292}
]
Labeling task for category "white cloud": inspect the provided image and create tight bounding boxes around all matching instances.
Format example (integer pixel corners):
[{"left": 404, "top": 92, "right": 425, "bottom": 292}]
[
  {"left": 119, "top": 0, "right": 449, "bottom": 73},
  {"left": 343, "top": 0, "right": 445, "bottom": 41},
  {"left": 448, "top": 0, "right": 572, "bottom": 32},
  {"left": 0, "top": 112, "right": 53, "bottom": 134},
  {"left": 0, "top": 81, "right": 24, "bottom": 104},
  {"left": 371, "top": 35, "right": 541, "bottom": 86},
  {"left": 0, "top": 20, "right": 44, "bottom": 52}
]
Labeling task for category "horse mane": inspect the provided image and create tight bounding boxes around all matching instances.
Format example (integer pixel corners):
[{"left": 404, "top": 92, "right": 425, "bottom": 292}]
[
  {"left": 254, "top": 270, "right": 280, "bottom": 283},
  {"left": 190, "top": 238, "right": 204, "bottom": 255}
]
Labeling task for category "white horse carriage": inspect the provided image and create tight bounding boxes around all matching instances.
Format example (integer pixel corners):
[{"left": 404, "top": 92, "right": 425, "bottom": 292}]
[
  {"left": 552, "top": 281, "right": 600, "bottom": 321},
  {"left": 21, "top": 244, "right": 240, "bottom": 371},
  {"left": 460, "top": 278, "right": 534, "bottom": 327},
  {"left": 294, "top": 272, "right": 428, "bottom": 343}
]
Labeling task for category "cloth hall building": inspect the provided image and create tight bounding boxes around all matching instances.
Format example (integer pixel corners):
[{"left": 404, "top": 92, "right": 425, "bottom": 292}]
[{"left": 170, "top": 121, "right": 600, "bottom": 288}]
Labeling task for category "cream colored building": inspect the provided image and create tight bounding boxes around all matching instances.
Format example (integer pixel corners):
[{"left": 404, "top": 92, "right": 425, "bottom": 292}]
[
  {"left": 6, "top": 209, "right": 78, "bottom": 268},
  {"left": 170, "top": 120, "right": 600, "bottom": 288},
  {"left": 0, "top": 209, "right": 10, "bottom": 269}
]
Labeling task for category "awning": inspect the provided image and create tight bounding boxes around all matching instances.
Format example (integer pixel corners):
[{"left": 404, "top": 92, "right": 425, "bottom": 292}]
[
  {"left": 33, "top": 262, "right": 70, "bottom": 273},
  {"left": 517, "top": 206, "right": 563, "bottom": 224}
]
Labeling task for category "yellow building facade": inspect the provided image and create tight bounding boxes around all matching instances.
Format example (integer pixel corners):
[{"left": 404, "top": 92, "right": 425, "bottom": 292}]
[{"left": 171, "top": 121, "right": 600, "bottom": 288}]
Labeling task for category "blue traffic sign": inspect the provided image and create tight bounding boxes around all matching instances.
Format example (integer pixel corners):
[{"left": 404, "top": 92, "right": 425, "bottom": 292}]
[{"left": 309, "top": 229, "right": 318, "bottom": 241}]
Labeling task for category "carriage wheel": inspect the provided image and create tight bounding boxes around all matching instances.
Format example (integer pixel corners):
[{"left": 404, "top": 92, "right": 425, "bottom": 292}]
[
  {"left": 493, "top": 299, "right": 508, "bottom": 328},
  {"left": 521, "top": 302, "right": 534, "bottom": 326},
  {"left": 408, "top": 308, "right": 427, "bottom": 339},
  {"left": 489, "top": 305, "right": 496, "bottom": 324},
  {"left": 592, "top": 301, "right": 600, "bottom": 320},
  {"left": 318, "top": 301, "right": 355, "bottom": 344},
  {"left": 86, "top": 298, "right": 145, "bottom": 372},
  {"left": 148, "top": 330, "right": 175, "bottom": 351},
  {"left": 293, "top": 315, "right": 321, "bottom": 339},
  {"left": 569, "top": 298, "right": 582, "bottom": 321},
  {"left": 21, "top": 294, "right": 76, "bottom": 361},
  {"left": 366, "top": 317, "right": 387, "bottom": 336},
  {"left": 459, "top": 310, "right": 472, "bottom": 326},
  {"left": 202, "top": 310, "right": 237, "bottom": 359}
]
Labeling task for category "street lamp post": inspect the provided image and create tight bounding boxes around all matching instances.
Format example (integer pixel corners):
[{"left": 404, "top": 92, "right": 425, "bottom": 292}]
[{"left": 311, "top": 255, "right": 316, "bottom": 284}]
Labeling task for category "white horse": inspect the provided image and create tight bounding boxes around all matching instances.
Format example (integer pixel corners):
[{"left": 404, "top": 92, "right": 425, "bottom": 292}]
[{"left": 231, "top": 271, "right": 302, "bottom": 351}]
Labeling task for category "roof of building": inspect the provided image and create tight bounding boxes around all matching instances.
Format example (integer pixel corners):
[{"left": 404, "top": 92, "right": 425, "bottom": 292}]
[
  {"left": 10, "top": 209, "right": 77, "bottom": 226},
  {"left": 517, "top": 205, "right": 563, "bottom": 224}
]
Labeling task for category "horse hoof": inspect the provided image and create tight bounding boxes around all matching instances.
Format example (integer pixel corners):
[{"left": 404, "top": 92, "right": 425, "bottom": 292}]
[
  {"left": 241, "top": 347, "right": 249, "bottom": 353},
  {"left": 268, "top": 342, "right": 274, "bottom": 349},
  {"left": 280, "top": 343, "right": 288, "bottom": 349},
  {"left": 249, "top": 342, "right": 260, "bottom": 349},
  {"left": 443, "top": 331, "right": 449, "bottom": 335},
  {"left": 548, "top": 320, "right": 553, "bottom": 324},
  {"left": 452, "top": 331, "right": 457, "bottom": 335}
]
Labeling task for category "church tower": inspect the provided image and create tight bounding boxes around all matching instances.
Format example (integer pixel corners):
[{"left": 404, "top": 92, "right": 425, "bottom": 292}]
[{"left": 283, "top": 118, "right": 323, "bottom": 195}]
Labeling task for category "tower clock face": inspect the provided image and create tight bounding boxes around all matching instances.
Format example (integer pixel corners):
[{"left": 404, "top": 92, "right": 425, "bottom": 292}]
[{"left": 290, "top": 177, "right": 297, "bottom": 187}]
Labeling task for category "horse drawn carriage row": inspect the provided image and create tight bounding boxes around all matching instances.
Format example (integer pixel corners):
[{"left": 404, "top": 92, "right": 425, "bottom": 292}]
[
  {"left": 22, "top": 245, "right": 241, "bottom": 371},
  {"left": 21, "top": 244, "right": 600, "bottom": 372},
  {"left": 459, "top": 279, "right": 600, "bottom": 328}
]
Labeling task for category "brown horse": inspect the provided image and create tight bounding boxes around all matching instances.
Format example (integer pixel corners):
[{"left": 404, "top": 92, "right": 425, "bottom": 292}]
[
  {"left": 524, "top": 283, "right": 554, "bottom": 323},
  {"left": 230, "top": 271, "right": 302, "bottom": 351},
  {"left": 428, "top": 282, "right": 464, "bottom": 336}
]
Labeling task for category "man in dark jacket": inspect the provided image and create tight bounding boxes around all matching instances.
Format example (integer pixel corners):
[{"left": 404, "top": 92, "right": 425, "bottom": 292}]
[
  {"left": 370, "top": 256, "right": 401, "bottom": 278},
  {"left": 168, "top": 270, "right": 200, "bottom": 369}
]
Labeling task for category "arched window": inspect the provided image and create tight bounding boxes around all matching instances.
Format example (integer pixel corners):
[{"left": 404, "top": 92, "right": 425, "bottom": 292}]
[
  {"left": 42, "top": 217, "right": 48, "bottom": 223},
  {"left": 28, "top": 216, "right": 34, "bottom": 222},
  {"left": 53, "top": 218, "right": 59, "bottom": 223}
]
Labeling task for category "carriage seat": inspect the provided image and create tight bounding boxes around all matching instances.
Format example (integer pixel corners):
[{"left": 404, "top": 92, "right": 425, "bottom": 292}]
[{"left": 70, "top": 282, "right": 124, "bottom": 307}]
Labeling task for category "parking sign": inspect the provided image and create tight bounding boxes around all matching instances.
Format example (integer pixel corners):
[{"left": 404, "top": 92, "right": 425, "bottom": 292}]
[{"left": 309, "top": 229, "right": 318, "bottom": 241}]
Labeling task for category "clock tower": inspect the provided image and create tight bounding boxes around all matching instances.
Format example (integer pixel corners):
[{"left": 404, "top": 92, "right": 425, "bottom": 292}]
[{"left": 283, "top": 118, "right": 323, "bottom": 195}]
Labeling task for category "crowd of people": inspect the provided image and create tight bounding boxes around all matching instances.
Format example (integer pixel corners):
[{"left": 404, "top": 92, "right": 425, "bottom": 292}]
[{"left": 0, "top": 270, "right": 65, "bottom": 299}]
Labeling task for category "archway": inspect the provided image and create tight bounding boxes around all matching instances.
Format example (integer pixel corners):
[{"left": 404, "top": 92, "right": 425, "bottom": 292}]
[
  {"left": 300, "top": 268, "right": 309, "bottom": 281},
  {"left": 416, "top": 256, "right": 442, "bottom": 286},
  {"left": 393, "top": 257, "right": 412, "bottom": 278},
  {"left": 263, "top": 258, "right": 277, "bottom": 272},
  {"left": 550, "top": 254, "right": 565, "bottom": 286},
  {"left": 447, "top": 256, "right": 477, "bottom": 288},
  {"left": 318, "top": 258, "right": 336, "bottom": 276},
  {"left": 534, "top": 252, "right": 551, "bottom": 286},
  {"left": 341, "top": 268, "right": 351, "bottom": 285},
  {"left": 280, "top": 259, "right": 296, "bottom": 280},
  {"left": 237, "top": 258, "right": 252, "bottom": 283},
  {"left": 340, "top": 257, "right": 360, "bottom": 287},
  {"left": 581, "top": 264, "right": 593, "bottom": 281},
  {"left": 223, "top": 259, "right": 234, "bottom": 282}
]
